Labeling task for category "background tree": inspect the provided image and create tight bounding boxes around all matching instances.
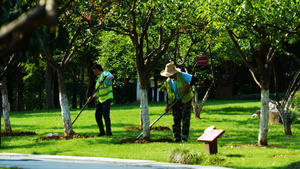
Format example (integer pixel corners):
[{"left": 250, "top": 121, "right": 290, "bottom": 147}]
[
  {"left": 0, "top": 54, "right": 20, "bottom": 134},
  {"left": 163, "top": 25, "right": 211, "bottom": 119},
  {"left": 202, "top": 0, "right": 300, "bottom": 145},
  {"left": 35, "top": 0, "right": 101, "bottom": 136},
  {"left": 95, "top": 0, "right": 194, "bottom": 139},
  {"left": 0, "top": 0, "right": 57, "bottom": 145},
  {"left": 0, "top": 0, "right": 57, "bottom": 62},
  {"left": 95, "top": 31, "right": 136, "bottom": 103}
]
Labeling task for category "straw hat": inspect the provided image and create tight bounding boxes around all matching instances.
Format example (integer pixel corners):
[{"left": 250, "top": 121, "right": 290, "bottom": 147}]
[{"left": 160, "top": 63, "right": 181, "bottom": 77}]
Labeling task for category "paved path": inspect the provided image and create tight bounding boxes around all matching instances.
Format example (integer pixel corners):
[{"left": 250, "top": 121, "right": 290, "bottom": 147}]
[{"left": 0, "top": 153, "right": 233, "bottom": 169}]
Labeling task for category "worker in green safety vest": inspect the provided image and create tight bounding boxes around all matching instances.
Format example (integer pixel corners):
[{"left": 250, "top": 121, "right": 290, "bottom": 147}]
[
  {"left": 160, "top": 63, "right": 198, "bottom": 142},
  {"left": 88, "top": 64, "right": 114, "bottom": 137}
]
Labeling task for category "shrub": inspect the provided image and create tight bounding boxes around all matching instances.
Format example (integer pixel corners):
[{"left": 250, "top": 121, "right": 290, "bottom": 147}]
[
  {"left": 291, "top": 90, "right": 300, "bottom": 111},
  {"left": 290, "top": 90, "right": 300, "bottom": 123},
  {"left": 169, "top": 148, "right": 225, "bottom": 165}
]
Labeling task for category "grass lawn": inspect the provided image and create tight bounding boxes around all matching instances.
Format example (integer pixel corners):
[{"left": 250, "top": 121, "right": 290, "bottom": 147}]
[{"left": 1, "top": 100, "right": 299, "bottom": 169}]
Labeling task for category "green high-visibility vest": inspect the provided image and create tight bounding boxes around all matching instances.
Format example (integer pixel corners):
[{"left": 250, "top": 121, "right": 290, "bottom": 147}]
[
  {"left": 95, "top": 71, "right": 113, "bottom": 103},
  {"left": 165, "top": 73, "right": 194, "bottom": 105}
]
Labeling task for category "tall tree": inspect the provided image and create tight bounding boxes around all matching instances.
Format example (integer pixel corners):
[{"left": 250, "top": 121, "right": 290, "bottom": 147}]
[
  {"left": 0, "top": 53, "right": 21, "bottom": 137},
  {"left": 35, "top": 0, "right": 100, "bottom": 135},
  {"left": 202, "top": 0, "right": 300, "bottom": 145},
  {"left": 36, "top": 24, "right": 93, "bottom": 135},
  {"left": 164, "top": 28, "right": 211, "bottom": 119},
  {"left": 0, "top": 0, "right": 57, "bottom": 114},
  {"left": 95, "top": 0, "right": 195, "bottom": 139}
]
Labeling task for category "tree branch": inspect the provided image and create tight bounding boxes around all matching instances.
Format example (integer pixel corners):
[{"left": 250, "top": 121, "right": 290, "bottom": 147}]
[
  {"left": 284, "top": 52, "right": 300, "bottom": 65},
  {"left": 266, "top": 23, "right": 300, "bottom": 36},
  {"left": 226, "top": 27, "right": 258, "bottom": 73},
  {"left": 0, "top": 0, "right": 57, "bottom": 60},
  {"left": 250, "top": 69, "right": 261, "bottom": 88},
  {"left": 62, "top": 25, "right": 82, "bottom": 66}
]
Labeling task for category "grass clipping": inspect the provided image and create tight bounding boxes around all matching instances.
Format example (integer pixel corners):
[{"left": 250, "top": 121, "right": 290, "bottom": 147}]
[{"left": 169, "top": 148, "right": 225, "bottom": 165}]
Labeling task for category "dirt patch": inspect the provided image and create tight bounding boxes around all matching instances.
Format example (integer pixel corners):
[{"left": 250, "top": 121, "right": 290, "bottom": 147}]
[
  {"left": 1, "top": 131, "right": 36, "bottom": 137},
  {"left": 35, "top": 134, "right": 94, "bottom": 141},
  {"left": 118, "top": 137, "right": 174, "bottom": 144},
  {"left": 123, "top": 125, "right": 170, "bottom": 131}
]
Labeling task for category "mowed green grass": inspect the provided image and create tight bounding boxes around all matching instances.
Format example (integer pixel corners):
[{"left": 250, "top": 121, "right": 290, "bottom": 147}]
[{"left": 1, "top": 100, "right": 300, "bottom": 169}]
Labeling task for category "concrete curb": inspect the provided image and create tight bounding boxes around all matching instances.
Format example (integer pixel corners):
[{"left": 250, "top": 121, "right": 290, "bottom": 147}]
[{"left": 0, "top": 153, "right": 234, "bottom": 169}]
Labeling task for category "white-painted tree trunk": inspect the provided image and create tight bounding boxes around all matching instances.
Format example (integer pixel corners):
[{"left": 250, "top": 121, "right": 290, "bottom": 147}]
[
  {"left": 136, "top": 77, "right": 140, "bottom": 101},
  {"left": 258, "top": 89, "right": 269, "bottom": 146},
  {"left": 2, "top": 95, "right": 12, "bottom": 133},
  {"left": 1, "top": 78, "right": 12, "bottom": 133},
  {"left": 140, "top": 88, "right": 150, "bottom": 139},
  {"left": 59, "top": 93, "right": 72, "bottom": 136}
]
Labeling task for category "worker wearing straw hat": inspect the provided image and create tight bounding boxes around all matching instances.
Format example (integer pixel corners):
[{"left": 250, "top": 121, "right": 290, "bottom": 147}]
[{"left": 160, "top": 63, "right": 198, "bottom": 142}]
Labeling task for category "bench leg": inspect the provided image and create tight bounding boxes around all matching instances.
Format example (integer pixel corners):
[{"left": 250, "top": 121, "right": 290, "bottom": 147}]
[{"left": 205, "top": 140, "right": 218, "bottom": 154}]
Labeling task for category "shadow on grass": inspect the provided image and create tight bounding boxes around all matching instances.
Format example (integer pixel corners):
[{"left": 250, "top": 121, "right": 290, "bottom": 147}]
[
  {"left": 0, "top": 138, "right": 55, "bottom": 149},
  {"left": 229, "top": 161, "right": 300, "bottom": 169},
  {"left": 280, "top": 161, "right": 300, "bottom": 169},
  {"left": 206, "top": 106, "right": 259, "bottom": 115}
]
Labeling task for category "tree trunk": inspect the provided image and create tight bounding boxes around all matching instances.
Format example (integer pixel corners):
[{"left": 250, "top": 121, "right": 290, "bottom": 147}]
[
  {"left": 57, "top": 69, "right": 73, "bottom": 136},
  {"left": 6, "top": 74, "right": 14, "bottom": 111},
  {"left": 1, "top": 78, "right": 12, "bottom": 134},
  {"left": 153, "top": 75, "right": 158, "bottom": 102},
  {"left": 274, "top": 70, "right": 299, "bottom": 136},
  {"left": 53, "top": 70, "right": 59, "bottom": 108},
  {"left": 87, "top": 61, "right": 96, "bottom": 108},
  {"left": 45, "top": 64, "right": 55, "bottom": 109},
  {"left": 192, "top": 87, "right": 199, "bottom": 118},
  {"left": 79, "top": 65, "right": 84, "bottom": 108},
  {"left": 215, "top": 83, "right": 233, "bottom": 100},
  {"left": 277, "top": 106, "right": 292, "bottom": 135},
  {"left": 140, "top": 88, "right": 150, "bottom": 140},
  {"left": 138, "top": 73, "right": 150, "bottom": 140},
  {"left": 72, "top": 68, "right": 77, "bottom": 109},
  {"left": 258, "top": 89, "right": 269, "bottom": 146},
  {"left": 16, "top": 64, "right": 24, "bottom": 111},
  {"left": 193, "top": 81, "right": 215, "bottom": 119}
]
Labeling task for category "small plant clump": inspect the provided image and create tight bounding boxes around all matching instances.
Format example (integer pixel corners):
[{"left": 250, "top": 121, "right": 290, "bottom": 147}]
[{"left": 169, "top": 148, "right": 225, "bottom": 165}]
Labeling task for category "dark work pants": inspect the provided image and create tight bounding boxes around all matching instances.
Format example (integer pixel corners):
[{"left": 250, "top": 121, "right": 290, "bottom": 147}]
[
  {"left": 95, "top": 99, "right": 112, "bottom": 134},
  {"left": 172, "top": 100, "right": 191, "bottom": 139}
]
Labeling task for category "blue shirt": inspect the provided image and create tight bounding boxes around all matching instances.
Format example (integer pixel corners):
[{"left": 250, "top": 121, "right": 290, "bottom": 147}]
[
  {"left": 97, "top": 71, "right": 112, "bottom": 86},
  {"left": 168, "top": 72, "right": 192, "bottom": 98}
]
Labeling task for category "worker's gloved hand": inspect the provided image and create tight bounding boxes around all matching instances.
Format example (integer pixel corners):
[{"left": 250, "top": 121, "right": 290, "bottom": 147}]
[
  {"left": 87, "top": 97, "right": 93, "bottom": 103},
  {"left": 185, "top": 84, "right": 191, "bottom": 93},
  {"left": 99, "top": 78, "right": 106, "bottom": 86},
  {"left": 165, "top": 103, "right": 170, "bottom": 113}
]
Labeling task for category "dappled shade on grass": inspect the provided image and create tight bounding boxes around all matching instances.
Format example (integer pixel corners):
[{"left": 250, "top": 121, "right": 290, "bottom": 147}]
[
  {"left": 31, "top": 125, "right": 172, "bottom": 142},
  {"left": 123, "top": 125, "right": 170, "bottom": 131},
  {"left": 0, "top": 125, "right": 172, "bottom": 142},
  {"left": 119, "top": 125, "right": 174, "bottom": 143},
  {"left": 118, "top": 137, "right": 174, "bottom": 144}
]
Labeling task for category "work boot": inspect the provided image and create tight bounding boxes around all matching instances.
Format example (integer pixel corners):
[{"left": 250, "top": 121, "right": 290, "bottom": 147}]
[
  {"left": 105, "top": 133, "right": 113, "bottom": 136},
  {"left": 174, "top": 137, "right": 181, "bottom": 142},
  {"left": 182, "top": 138, "right": 187, "bottom": 142},
  {"left": 97, "top": 133, "right": 105, "bottom": 137}
]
